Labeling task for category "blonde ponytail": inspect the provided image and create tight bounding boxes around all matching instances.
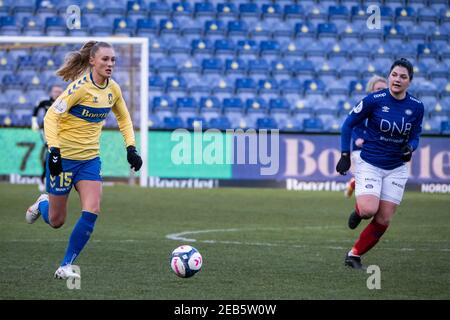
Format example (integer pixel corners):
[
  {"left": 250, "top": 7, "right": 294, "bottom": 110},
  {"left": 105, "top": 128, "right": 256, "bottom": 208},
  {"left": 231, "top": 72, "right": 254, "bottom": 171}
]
[{"left": 56, "top": 41, "right": 112, "bottom": 82}]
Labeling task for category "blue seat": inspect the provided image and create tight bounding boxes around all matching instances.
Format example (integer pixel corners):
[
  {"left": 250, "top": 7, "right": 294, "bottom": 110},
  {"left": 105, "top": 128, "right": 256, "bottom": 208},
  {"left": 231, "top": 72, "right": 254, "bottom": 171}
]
[
  {"left": 176, "top": 97, "right": 197, "bottom": 111},
  {"left": 280, "top": 78, "right": 303, "bottom": 94},
  {"left": 200, "top": 96, "right": 221, "bottom": 112},
  {"left": 227, "top": 20, "right": 249, "bottom": 37},
  {"left": 269, "top": 98, "right": 290, "bottom": 112},
  {"left": 303, "top": 118, "right": 324, "bottom": 132},
  {"left": 248, "top": 59, "right": 270, "bottom": 75},
  {"left": 45, "top": 16, "right": 66, "bottom": 35},
  {"left": 149, "top": 75, "right": 165, "bottom": 92},
  {"left": 292, "top": 60, "right": 315, "bottom": 77},
  {"left": 317, "top": 22, "right": 339, "bottom": 37},
  {"left": 186, "top": 116, "right": 206, "bottom": 130},
  {"left": 214, "top": 38, "right": 235, "bottom": 54},
  {"left": 208, "top": 117, "right": 231, "bottom": 130},
  {"left": 294, "top": 22, "right": 316, "bottom": 39},
  {"left": 283, "top": 4, "right": 305, "bottom": 20},
  {"left": 304, "top": 79, "right": 326, "bottom": 94},
  {"left": 149, "top": 1, "right": 170, "bottom": 19},
  {"left": 259, "top": 40, "right": 281, "bottom": 58},
  {"left": 201, "top": 58, "right": 223, "bottom": 74},
  {"left": 225, "top": 58, "right": 246, "bottom": 75},
  {"left": 441, "top": 121, "right": 450, "bottom": 134},
  {"left": 394, "top": 7, "right": 417, "bottom": 28},
  {"left": 172, "top": 2, "right": 193, "bottom": 17},
  {"left": 256, "top": 117, "right": 278, "bottom": 130},
  {"left": 270, "top": 60, "right": 291, "bottom": 78},
  {"left": 136, "top": 19, "right": 157, "bottom": 36},
  {"left": 127, "top": 1, "right": 148, "bottom": 18},
  {"left": 261, "top": 4, "right": 282, "bottom": 21},
  {"left": 191, "top": 39, "right": 213, "bottom": 56},
  {"left": 246, "top": 98, "right": 268, "bottom": 113},
  {"left": 328, "top": 5, "right": 349, "bottom": 24},
  {"left": 236, "top": 40, "right": 258, "bottom": 57},
  {"left": 113, "top": 18, "right": 135, "bottom": 35},
  {"left": 152, "top": 96, "right": 174, "bottom": 112},
  {"left": 384, "top": 24, "right": 407, "bottom": 44},
  {"left": 166, "top": 76, "right": 188, "bottom": 92},
  {"left": 194, "top": 2, "right": 215, "bottom": 18},
  {"left": 159, "top": 19, "right": 180, "bottom": 35},
  {"left": 163, "top": 116, "right": 184, "bottom": 129},
  {"left": 204, "top": 20, "right": 226, "bottom": 36},
  {"left": 235, "top": 78, "right": 256, "bottom": 94},
  {"left": 217, "top": 3, "right": 238, "bottom": 19},
  {"left": 239, "top": 3, "right": 260, "bottom": 18},
  {"left": 223, "top": 97, "right": 244, "bottom": 111},
  {"left": 0, "top": 16, "right": 19, "bottom": 35},
  {"left": 258, "top": 79, "right": 279, "bottom": 95}
]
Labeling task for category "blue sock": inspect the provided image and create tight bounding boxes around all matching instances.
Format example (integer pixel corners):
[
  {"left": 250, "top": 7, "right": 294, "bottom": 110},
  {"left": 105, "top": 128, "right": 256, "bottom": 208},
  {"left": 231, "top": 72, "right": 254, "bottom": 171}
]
[
  {"left": 61, "top": 211, "right": 98, "bottom": 266},
  {"left": 38, "top": 200, "right": 50, "bottom": 225}
]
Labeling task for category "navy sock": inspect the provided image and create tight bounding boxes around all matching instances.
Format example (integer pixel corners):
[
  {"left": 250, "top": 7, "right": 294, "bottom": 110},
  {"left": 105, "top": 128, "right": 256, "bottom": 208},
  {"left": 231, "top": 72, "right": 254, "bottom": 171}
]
[
  {"left": 61, "top": 211, "right": 98, "bottom": 266},
  {"left": 38, "top": 199, "right": 50, "bottom": 225}
]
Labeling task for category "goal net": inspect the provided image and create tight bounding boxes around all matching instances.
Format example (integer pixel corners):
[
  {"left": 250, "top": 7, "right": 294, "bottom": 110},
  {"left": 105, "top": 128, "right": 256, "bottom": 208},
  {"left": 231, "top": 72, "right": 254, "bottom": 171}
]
[{"left": 0, "top": 36, "right": 149, "bottom": 186}]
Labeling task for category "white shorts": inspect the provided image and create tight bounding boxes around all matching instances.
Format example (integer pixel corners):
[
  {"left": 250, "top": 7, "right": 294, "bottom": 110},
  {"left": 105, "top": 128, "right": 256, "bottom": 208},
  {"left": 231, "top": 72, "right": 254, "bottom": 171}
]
[
  {"left": 350, "top": 150, "right": 362, "bottom": 175},
  {"left": 354, "top": 156, "right": 408, "bottom": 205}
]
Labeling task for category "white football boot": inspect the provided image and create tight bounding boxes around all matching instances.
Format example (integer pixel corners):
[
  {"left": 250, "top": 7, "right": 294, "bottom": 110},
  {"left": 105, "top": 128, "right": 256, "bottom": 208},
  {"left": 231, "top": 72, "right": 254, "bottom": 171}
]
[
  {"left": 54, "top": 265, "right": 81, "bottom": 280},
  {"left": 25, "top": 194, "right": 49, "bottom": 224}
]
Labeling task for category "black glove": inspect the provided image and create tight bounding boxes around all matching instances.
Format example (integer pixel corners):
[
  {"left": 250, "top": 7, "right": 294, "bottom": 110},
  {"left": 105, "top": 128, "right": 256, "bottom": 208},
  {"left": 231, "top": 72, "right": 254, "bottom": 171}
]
[
  {"left": 127, "top": 146, "right": 143, "bottom": 171},
  {"left": 336, "top": 152, "right": 351, "bottom": 175},
  {"left": 401, "top": 144, "right": 413, "bottom": 162},
  {"left": 48, "top": 147, "right": 62, "bottom": 176}
]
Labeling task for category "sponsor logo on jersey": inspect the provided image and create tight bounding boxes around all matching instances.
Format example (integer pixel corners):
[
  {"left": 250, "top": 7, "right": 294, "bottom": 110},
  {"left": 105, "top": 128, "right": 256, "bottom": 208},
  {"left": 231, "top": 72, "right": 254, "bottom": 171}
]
[
  {"left": 81, "top": 108, "right": 108, "bottom": 119},
  {"left": 382, "top": 106, "right": 390, "bottom": 113},
  {"left": 53, "top": 99, "right": 68, "bottom": 114},
  {"left": 373, "top": 92, "right": 386, "bottom": 98},
  {"left": 409, "top": 96, "right": 421, "bottom": 104},
  {"left": 351, "top": 100, "right": 363, "bottom": 114},
  {"left": 365, "top": 184, "right": 373, "bottom": 189}
]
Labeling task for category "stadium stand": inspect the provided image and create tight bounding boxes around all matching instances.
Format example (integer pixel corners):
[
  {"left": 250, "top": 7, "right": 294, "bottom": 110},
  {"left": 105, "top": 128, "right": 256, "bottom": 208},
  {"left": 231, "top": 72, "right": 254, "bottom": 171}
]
[{"left": 0, "top": 0, "right": 448, "bottom": 134}]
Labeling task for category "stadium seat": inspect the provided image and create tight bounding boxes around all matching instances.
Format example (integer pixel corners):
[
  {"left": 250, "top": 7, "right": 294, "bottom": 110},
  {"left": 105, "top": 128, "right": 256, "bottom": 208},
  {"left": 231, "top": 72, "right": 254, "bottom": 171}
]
[
  {"left": 248, "top": 59, "right": 270, "bottom": 75},
  {"left": 136, "top": 19, "right": 158, "bottom": 36},
  {"left": 171, "top": 2, "right": 193, "bottom": 18},
  {"left": 235, "top": 77, "right": 256, "bottom": 94},
  {"left": 394, "top": 7, "right": 417, "bottom": 28},
  {"left": 163, "top": 116, "right": 184, "bottom": 129},
  {"left": 186, "top": 116, "right": 206, "bottom": 130},
  {"left": 217, "top": 3, "right": 238, "bottom": 20},
  {"left": 303, "top": 118, "right": 324, "bottom": 132},
  {"left": 201, "top": 58, "right": 223, "bottom": 75},
  {"left": 127, "top": 1, "right": 148, "bottom": 20},
  {"left": 214, "top": 39, "right": 236, "bottom": 58},
  {"left": 236, "top": 39, "right": 258, "bottom": 57},
  {"left": 256, "top": 117, "right": 278, "bottom": 130},
  {"left": 200, "top": 96, "right": 222, "bottom": 122},
  {"left": 225, "top": 58, "right": 247, "bottom": 75},
  {"left": 283, "top": 4, "right": 305, "bottom": 21},
  {"left": 208, "top": 117, "right": 231, "bottom": 130},
  {"left": 149, "top": 1, "right": 171, "bottom": 20}
]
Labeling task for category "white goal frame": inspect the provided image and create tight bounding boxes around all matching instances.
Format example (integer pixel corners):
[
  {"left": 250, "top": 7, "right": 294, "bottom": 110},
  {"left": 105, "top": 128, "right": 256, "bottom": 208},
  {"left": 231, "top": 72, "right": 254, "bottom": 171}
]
[{"left": 0, "top": 36, "right": 149, "bottom": 187}]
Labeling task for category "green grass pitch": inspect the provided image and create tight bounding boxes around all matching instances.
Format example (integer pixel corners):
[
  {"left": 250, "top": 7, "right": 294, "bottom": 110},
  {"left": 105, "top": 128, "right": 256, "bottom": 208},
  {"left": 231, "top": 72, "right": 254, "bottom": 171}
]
[{"left": 0, "top": 183, "right": 449, "bottom": 299}]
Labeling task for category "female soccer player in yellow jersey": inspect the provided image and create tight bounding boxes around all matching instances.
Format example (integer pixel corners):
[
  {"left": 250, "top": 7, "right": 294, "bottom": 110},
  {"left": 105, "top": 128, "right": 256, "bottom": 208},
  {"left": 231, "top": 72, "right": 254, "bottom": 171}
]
[{"left": 25, "top": 41, "right": 143, "bottom": 279}]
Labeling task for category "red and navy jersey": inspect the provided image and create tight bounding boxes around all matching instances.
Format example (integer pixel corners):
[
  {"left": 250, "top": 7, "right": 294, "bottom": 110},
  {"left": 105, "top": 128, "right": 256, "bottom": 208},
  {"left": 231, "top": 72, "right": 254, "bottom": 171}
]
[{"left": 341, "top": 88, "right": 424, "bottom": 170}]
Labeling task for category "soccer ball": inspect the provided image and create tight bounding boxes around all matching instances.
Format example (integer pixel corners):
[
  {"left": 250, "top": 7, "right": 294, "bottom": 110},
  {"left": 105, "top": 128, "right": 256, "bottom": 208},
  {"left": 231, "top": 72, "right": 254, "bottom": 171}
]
[{"left": 170, "top": 245, "right": 203, "bottom": 278}]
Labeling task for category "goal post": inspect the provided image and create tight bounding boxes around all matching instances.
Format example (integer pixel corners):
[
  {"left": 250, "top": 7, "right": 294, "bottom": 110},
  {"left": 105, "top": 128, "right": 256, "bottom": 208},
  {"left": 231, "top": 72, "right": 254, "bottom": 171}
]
[{"left": 0, "top": 36, "right": 149, "bottom": 187}]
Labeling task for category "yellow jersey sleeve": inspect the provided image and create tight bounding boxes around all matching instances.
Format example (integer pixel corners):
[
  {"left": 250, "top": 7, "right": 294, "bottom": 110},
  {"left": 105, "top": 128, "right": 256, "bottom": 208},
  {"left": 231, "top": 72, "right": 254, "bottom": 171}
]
[
  {"left": 111, "top": 82, "right": 136, "bottom": 148},
  {"left": 44, "top": 80, "right": 88, "bottom": 149}
]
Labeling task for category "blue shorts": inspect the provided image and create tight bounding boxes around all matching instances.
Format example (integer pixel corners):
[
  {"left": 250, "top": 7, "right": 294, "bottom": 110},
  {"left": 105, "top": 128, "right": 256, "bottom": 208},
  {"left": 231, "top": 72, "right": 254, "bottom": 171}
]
[{"left": 46, "top": 155, "right": 102, "bottom": 195}]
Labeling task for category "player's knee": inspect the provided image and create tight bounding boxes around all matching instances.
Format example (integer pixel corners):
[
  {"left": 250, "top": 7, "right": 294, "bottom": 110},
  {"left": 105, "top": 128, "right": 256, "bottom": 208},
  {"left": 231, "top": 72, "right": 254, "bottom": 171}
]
[
  {"left": 358, "top": 205, "right": 378, "bottom": 218},
  {"left": 49, "top": 216, "right": 65, "bottom": 228}
]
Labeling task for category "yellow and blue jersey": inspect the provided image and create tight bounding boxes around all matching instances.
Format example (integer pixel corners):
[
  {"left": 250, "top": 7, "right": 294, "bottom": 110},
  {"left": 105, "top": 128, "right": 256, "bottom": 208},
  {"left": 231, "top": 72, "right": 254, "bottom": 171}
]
[{"left": 44, "top": 73, "right": 135, "bottom": 160}]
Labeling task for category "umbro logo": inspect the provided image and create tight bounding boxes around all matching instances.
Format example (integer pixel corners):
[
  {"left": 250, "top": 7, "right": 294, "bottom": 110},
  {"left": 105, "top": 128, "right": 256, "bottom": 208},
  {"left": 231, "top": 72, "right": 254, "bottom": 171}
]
[{"left": 382, "top": 106, "right": 390, "bottom": 113}]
